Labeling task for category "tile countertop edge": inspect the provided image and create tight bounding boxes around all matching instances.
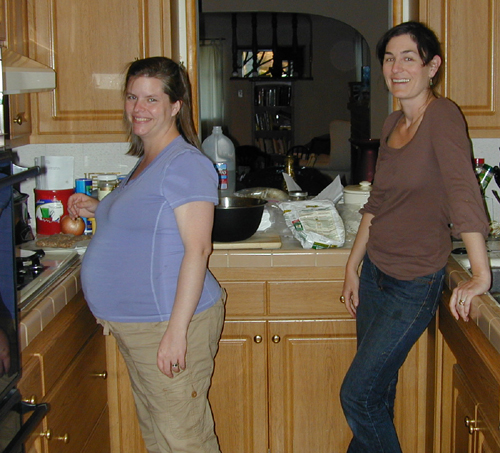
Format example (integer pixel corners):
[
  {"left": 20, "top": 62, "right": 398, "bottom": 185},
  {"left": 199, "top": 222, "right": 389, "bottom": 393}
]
[
  {"left": 19, "top": 266, "right": 82, "bottom": 351},
  {"left": 446, "top": 256, "right": 500, "bottom": 353}
]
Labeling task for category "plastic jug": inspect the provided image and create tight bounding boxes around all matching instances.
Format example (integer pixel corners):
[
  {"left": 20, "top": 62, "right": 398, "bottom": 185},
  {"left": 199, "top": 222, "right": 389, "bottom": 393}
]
[{"left": 202, "top": 126, "right": 236, "bottom": 195}]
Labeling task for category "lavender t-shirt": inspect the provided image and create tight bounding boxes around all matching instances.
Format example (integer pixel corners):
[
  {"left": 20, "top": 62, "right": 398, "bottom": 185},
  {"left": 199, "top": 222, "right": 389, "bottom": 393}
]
[{"left": 81, "top": 136, "right": 221, "bottom": 322}]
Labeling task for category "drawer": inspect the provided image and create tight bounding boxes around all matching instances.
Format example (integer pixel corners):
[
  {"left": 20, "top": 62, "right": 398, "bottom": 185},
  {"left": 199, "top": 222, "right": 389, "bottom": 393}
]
[
  {"left": 25, "top": 294, "right": 99, "bottom": 395},
  {"left": 41, "top": 331, "right": 107, "bottom": 453},
  {"left": 269, "top": 281, "right": 346, "bottom": 316},
  {"left": 221, "top": 282, "right": 266, "bottom": 317}
]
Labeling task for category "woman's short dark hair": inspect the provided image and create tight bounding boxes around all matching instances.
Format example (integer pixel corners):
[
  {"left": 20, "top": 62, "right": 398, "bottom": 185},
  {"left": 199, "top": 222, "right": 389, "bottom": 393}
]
[
  {"left": 123, "top": 57, "right": 200, "bottom": 157},
  {"left": 376, "top": 21, "right": 443, "bottom": 88}
]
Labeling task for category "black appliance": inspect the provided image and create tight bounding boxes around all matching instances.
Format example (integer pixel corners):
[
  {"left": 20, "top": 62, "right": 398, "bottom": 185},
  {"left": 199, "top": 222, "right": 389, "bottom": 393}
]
[{"left": 0, "top": 151, "right": 48, "bottom": 453}]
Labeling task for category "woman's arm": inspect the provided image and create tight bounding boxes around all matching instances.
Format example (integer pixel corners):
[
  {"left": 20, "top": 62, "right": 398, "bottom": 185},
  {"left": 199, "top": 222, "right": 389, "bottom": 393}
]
[
  {"left": 341, "top": 212, "right": 374, "bottom": 318},
  {"left": 450, "top": 232, "right": 491, "bottom": 322},
  {"left": 157, "top": 200, "right": 214, "bottom": 377}
]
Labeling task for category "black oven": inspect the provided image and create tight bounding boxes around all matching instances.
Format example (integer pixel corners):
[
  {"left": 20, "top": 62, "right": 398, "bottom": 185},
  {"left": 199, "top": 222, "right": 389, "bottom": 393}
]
[{"left": 0, "top": 151, "right": 48, "bottom": 453}]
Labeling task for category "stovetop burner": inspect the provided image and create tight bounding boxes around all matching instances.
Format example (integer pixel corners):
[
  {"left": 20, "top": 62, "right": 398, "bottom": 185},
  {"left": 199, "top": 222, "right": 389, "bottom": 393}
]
[
  {"left": 16, "top": 249, "right": 47, "bottom": 291},
  {"left": 16, "top": 247, "right": 81, "bottom": 311}
]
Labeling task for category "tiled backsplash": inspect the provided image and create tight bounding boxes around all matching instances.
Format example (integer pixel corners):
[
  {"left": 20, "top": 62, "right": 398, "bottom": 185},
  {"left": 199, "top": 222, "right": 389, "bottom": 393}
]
[
  {"left": 14, "top": 142, "right": 138, "bottom": 223},
  {"left": 12, "top": 137, "right": 500, "bottom": 230}
]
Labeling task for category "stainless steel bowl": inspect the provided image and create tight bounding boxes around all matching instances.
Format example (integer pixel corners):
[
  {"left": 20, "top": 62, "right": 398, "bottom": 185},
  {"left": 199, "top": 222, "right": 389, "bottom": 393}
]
[{"left": 213, "top": 197, "right": 267, "bottom": 242}]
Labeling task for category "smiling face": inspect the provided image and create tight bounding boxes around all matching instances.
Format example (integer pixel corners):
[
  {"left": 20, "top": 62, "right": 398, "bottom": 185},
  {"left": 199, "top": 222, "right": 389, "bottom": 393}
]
[
  {"left": 124, "top": 76, "right": 181, "bottom": 146},
  {"left": 382, "top": 34, "right": 441, "bottom": 103}
]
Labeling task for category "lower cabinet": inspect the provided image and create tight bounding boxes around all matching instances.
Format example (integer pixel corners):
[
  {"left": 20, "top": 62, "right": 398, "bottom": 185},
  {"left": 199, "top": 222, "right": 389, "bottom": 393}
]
[
  {"left": 105, "top": 265, "right": 435, "bottom": 453},
  {"left": 435, "top": 289, "right": 500, "bottom": 453},
  {"left": 210, "top": 280, "right": 434, "bottom": 453},
  {"left": 210, "top": 317, "right": 357, "bottom": 453},
  {"left": 18, "top": 293, "right": 110, "bottom": 453}
]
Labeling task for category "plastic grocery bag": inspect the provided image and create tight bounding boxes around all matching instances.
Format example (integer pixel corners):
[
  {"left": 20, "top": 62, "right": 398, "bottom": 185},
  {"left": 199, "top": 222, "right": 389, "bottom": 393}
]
[{"left": 279, "top": 199, "right": 345, "bottom": 249}]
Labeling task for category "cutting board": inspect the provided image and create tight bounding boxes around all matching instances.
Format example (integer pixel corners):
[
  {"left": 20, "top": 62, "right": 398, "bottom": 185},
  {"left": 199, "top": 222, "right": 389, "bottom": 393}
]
[{"left": 213, "top": 233, "right": 282, "bottom": 250}]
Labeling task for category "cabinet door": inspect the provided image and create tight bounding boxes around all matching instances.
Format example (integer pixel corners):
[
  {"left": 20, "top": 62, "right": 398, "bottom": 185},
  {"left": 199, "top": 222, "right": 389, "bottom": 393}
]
[
  {"left": 268, "top": 319, "right": 434, "bottom": 453},
  {"left": 41, "top": 332, "right": 108, "bottom": 453},
  {"left": 451, "top": 366, "right": 476, "bottom": 453},
  {"left": 451, "top": 365, "right": 500, "bottom": 453},
  {"left": 421, "top": 0, "right": 500, "bottom": 137},
  {"left": 209, "top": 320, "right": 268, "bottom": 453},
  {"left": 476, "top": 425, "right": 500, "bottom": 453},
  {"left": 27, "top": 0, "right": 174, "bottom": 143},
  {"left": 268, "top": 318, "right": 357, "bottom": 453},
  {"left": 5, "top": 0, "right": 31, "bottom": 144}
]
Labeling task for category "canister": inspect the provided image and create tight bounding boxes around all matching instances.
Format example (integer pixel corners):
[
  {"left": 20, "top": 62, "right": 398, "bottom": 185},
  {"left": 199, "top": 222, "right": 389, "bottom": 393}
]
[
  {"left": 343, "top": 181, "right": 372, "bottom": 207},
  {"left": 34, "top": 188, "right": 75, "bottom": 235},
  {"left": 97, "top": 174, "right": 118, "bottom": 201}
]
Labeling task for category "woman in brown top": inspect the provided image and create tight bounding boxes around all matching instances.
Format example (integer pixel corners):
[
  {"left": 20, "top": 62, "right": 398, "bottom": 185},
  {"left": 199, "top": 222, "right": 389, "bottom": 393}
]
[{"left": 339, "top": 21, "right": 491, "bottom": 453}]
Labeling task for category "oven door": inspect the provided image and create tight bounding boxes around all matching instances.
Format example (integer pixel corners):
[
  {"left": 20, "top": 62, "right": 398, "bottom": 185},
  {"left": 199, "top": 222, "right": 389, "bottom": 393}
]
[{"left": 0, "top": 389, "right": 49, "bottom": 453}]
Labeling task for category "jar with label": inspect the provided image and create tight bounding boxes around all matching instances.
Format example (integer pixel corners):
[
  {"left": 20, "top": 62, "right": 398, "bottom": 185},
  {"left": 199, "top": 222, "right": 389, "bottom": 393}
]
[{"left": 97, "top": 174, "right": 118, "bottom": 200}]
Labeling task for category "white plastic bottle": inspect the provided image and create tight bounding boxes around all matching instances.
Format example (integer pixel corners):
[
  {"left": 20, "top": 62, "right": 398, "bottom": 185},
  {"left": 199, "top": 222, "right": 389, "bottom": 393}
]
[{"left": 202, "top": 126, "right": 236, "bottom": 196}]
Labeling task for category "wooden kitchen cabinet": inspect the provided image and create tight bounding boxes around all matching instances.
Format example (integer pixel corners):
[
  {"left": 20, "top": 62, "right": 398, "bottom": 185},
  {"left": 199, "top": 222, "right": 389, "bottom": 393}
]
[
  {"left": 420, "top": 0, "right": 500, "bottom": 137},
  {"left": 211, "top": 274, "right": 434, "bottom": 453},
  {"left": 106, "top": 262, "right": 435, "bottom": 453},
  {"left": 3, "top": 0, "right": 32, "bottom": 146},
  {"left": 435, "top": 289, "right": 500, "bottom": 453},
  {"left": 26, "top": 0, "right": 177, "bottom": 143},
  {"left": 18, "top": 293, "right": 110, "bottom": 453}
]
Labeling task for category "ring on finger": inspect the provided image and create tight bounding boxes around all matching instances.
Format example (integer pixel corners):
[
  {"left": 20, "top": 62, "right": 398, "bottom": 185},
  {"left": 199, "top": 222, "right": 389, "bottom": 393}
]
[
  {"left": 172, "top": 363, "right": 179, "bottom": 368},
  {"left": 458, "top": 299, "right": 465, "bottom": 306},
  {"left": 340, "top": 296, "right": 345, "bottom": 304}
]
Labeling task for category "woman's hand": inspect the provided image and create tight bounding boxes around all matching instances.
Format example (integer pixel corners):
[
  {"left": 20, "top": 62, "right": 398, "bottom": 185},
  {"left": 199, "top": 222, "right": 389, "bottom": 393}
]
[
  {"left": 341, "top": 268, "right": 360, "bottom": 318},
  {"left": 450, "top": 232, "right": 491, "bottom": 322},
  {"left": 157, "top": 326, "right": 187, "bottom": 378},
  {"left": 340, "top": 213, "right": 373, "bottom": 318},
  {"left": 450, "top": 274, "right": 491, "bottom": 322},
  {"left": 67, "top": 193, "right": 99, "bottom": 219}
]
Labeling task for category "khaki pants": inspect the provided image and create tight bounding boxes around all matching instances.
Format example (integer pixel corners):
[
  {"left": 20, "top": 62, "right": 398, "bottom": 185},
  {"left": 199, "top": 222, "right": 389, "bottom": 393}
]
[{"left": 100, "top": 294, "right": 225, "bottom": 453}]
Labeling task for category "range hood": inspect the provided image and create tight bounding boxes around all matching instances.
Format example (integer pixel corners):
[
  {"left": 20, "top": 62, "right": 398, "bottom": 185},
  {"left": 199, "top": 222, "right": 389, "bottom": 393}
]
[{"left": 2, "top": 48, "right": 56, "bottom": 95}]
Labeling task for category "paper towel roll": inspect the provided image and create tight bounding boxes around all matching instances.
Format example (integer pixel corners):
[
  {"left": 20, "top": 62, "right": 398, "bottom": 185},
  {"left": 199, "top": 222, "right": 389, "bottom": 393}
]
[{"left": 35, "top": 156, "right": 74, "bottom": 190}]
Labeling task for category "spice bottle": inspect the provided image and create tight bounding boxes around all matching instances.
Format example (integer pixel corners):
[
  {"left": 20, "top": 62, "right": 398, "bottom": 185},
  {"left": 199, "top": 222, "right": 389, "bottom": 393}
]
[{"left": 97, "top": 174, "right": 118, "bottom": 200}]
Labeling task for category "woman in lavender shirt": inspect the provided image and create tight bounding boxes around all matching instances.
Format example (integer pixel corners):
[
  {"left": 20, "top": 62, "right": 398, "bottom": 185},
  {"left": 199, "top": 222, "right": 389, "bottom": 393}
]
[{"left": 68, "top": 57, "right": 224, "bottom": 453}]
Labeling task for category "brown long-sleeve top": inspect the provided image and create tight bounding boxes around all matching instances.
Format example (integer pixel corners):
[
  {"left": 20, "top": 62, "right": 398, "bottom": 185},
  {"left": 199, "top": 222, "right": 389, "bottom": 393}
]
[{"left": 361, "top": 97, "right": 489, "bottom": 280}]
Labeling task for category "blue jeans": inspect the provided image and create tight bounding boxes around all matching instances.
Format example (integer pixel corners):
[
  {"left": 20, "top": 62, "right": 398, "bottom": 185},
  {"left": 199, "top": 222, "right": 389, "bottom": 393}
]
[{"left": 340, "top": 253, "right": 444, "bottom": 453}]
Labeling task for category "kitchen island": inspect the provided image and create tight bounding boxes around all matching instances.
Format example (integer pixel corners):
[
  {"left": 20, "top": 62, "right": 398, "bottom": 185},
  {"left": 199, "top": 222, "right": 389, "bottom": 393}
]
[
  {"left": 106, "top": 241, "right": 434, "bottom": 453},
  {"left": 19, "top": 238, "right": 500, "bottom": 453}
]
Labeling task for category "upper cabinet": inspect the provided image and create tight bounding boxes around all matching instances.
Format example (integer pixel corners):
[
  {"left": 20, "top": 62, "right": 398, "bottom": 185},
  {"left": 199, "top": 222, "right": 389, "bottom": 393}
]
[
  {"left": 420, "top": 0, "right": 500, "bottom": 137},
  {"left": 27, "top": 0, "right": 183, "bottom": 143},
  {"left": 3, "top": 0, "right": 32, "bottom": 146}
]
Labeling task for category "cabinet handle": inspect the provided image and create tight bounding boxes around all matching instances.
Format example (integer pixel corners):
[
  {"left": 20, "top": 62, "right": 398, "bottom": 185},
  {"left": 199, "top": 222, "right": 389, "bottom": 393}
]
[
  {"left": 464, "top": 416, "right": 479, "bottom": 434},
  {"left": 272, "top": 335, "right": 281, "bottom": 343},
  {"left": 253, "top": 335, "right": 263, "bottom": 344},
  {"left": 22, "top": 395, "right": 37, "bottom": 405},
  {"left": 40, "top": 429, "right": 70, "bottom": 443},
  {"left": 13, "top": 113, "right": 25, "bottom": 125},
  {"left": 90, "top": 371, "right": 108, "bottom": 379}
]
